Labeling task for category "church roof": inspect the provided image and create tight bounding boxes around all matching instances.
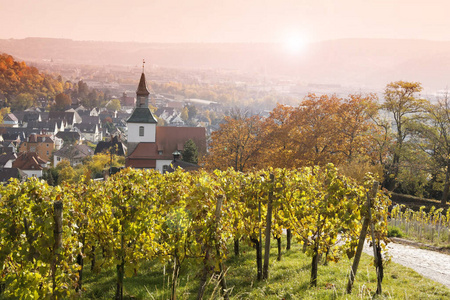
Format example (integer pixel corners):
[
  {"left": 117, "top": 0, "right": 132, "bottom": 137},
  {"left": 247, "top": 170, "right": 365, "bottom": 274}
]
[
  {"left": 136, "top": 73, "right": 150, "bottom": 96},
  {"left": 127, "top": 107, "right": 158, "bottom": 124}
]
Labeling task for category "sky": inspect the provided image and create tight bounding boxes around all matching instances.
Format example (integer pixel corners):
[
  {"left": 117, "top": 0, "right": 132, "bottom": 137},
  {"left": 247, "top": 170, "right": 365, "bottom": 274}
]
[{"left": 1, "top": 0, "right": 449, "bottom": 44}]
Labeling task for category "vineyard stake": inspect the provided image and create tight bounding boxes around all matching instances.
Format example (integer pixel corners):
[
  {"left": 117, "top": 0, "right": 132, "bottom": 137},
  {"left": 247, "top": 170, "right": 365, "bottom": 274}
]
[{"left": 346, "top": 181, "right": 378, "bottom": 294}]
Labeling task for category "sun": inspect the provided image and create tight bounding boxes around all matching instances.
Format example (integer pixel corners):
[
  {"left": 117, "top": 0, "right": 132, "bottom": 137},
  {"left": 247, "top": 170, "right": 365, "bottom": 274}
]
[{"left": 283, "top": 34, "right": 309, "bottom": 55}]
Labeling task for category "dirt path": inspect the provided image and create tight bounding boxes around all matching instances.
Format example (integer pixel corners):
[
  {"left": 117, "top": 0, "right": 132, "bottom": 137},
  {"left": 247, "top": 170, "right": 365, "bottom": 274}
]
[{"left": 363, "top": 241, "right": 450, "bottom": 288}]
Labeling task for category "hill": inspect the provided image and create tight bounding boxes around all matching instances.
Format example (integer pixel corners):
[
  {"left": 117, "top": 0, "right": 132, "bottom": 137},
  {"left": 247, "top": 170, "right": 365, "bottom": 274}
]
[
  {"left": 0, "top": 53, "right": 64, "bottom": 108},
  {"left": 1, "top": 38, "right": 450, "bottom": 90}
]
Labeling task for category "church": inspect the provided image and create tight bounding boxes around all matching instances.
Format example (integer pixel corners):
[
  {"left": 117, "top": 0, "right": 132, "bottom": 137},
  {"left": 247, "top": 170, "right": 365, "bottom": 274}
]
[{"left": 125, "top": 70, "right": 206, "bottom": 172}]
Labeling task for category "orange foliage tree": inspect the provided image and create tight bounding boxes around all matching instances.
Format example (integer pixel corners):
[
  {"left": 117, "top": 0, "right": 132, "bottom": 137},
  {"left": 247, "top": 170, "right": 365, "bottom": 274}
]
[
  {"left": 205, "top": 109, "right": 263, "bottom": 171},
  {"left": 206, "top": 94, "right": 380, "bottom": 171}
]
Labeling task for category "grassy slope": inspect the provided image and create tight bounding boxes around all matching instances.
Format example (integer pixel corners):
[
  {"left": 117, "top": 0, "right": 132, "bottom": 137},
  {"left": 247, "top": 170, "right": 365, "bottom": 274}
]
[{"left": 81, "top": 241, "right": 450, "bottom": 299}]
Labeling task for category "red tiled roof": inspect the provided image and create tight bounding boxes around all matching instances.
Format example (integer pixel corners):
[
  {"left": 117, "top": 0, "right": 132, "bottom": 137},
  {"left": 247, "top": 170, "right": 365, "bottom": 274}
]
[
  {"left": 12, "top": 152, "right": 45, "bottom": 170},
  {"left": 125, "top": 158, "right": 156, "bottom": 168},
  {"left": 128, "top": 143, "right": 158, "bottom": 159},
  {"left": 155, "top": 126, "right": 206, "bottom": 158}
]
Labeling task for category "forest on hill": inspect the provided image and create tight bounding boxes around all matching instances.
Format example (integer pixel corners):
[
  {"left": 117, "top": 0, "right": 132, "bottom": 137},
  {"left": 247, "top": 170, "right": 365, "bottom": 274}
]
[
  {"left": 0, "top": 53, "right": 64, "bottom": 108},
  {"left": 0, "top": 53, "right": 109, "bottom": 111}
]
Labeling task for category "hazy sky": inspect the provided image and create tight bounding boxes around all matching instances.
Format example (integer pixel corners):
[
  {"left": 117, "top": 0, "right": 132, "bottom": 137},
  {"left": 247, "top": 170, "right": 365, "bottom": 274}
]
[{"left": 1, "top": 0, "right": 449, "bottom": 44}]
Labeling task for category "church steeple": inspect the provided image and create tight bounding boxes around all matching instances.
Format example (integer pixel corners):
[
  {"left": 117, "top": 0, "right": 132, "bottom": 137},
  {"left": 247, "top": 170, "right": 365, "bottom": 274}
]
[{"left": 136, "top": 60, "right": 150, "bottom": 107}]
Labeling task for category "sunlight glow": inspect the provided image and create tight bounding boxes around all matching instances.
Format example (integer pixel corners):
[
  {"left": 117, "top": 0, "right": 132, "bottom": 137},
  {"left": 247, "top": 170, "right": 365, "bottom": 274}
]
[{"left": 283, "top": 34, "right": 309, "bottom": 55}]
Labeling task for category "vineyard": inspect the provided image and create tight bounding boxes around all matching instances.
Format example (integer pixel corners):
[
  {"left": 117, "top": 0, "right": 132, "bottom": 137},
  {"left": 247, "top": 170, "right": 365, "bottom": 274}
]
[
  {"left": 0, "top": 165, "right": 391, "bottom": 299},
  {"left": 390, "top": 205, "right": 450, "bottom": 246}
]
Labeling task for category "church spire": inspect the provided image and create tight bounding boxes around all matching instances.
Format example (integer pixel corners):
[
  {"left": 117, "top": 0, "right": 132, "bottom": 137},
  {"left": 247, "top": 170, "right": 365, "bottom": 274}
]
[{"left": 136, "top": 59, "right": 150, "bottom": 107}]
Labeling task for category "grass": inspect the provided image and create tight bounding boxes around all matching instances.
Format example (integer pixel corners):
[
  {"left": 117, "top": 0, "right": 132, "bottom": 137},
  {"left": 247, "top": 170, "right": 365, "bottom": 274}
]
[{"left": 80, "top": 240, "right": 450, "bottom": 299}]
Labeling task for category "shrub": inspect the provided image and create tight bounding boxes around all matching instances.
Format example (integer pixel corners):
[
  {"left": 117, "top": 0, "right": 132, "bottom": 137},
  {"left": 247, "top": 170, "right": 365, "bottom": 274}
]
[{"left": 388, "top": 226, "right": 403, "bottom": 238}]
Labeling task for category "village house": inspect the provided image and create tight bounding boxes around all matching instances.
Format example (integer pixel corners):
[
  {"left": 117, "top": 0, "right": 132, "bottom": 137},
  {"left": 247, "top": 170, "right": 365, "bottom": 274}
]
[
  {"left": 53, "top": 144, "right": 94, "bottom": 167},
  {"left": 125, "top": 71, "right": 206, "bottom": 172},
  {"left": 12, "top": 152, "right": 46, "bottom": 178},
  {"left": 2, "top": 113, "right": 19, "bottom": 127},
  {"left": 18, "top": 133, "right": 62, "bottom": 162}
]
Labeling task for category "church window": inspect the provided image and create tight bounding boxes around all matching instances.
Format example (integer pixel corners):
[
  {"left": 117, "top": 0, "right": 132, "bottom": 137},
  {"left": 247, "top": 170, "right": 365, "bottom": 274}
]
[{"left": 139, "top": 126, "right": 144, "bottom": 136}]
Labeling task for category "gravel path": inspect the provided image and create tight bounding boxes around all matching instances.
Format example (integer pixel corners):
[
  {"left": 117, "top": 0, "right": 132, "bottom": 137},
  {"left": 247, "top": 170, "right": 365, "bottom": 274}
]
[{"left": 363, "top": 241, "right": 450, "bottom": 288}]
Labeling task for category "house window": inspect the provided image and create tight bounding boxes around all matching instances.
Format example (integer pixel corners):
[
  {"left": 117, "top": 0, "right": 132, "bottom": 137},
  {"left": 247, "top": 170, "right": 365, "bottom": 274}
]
[
  {"left": 139, "top": 126, "right": 144, "bottom": 136},
  {"left": 158, "top": 150, "right": 163, "bottom": 155},
  {"left": 57, "top": 157, "right": 61, "bottom": 161},
  {"left": 46, "top": 151, "right": 49, "bottom": 155}
]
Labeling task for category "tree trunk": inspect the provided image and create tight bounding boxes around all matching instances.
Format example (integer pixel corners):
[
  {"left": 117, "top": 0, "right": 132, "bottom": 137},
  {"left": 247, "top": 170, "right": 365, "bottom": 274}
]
[
  {"left": 323, "top": 247, "right": 329, "bottom": 266},
  {"left": 250, "top": 237, "right": 262, "bottom": 281},
  {"left": 310, "top": 244, "right": 319, "bottom": 287},
  {"left": 171, "top": 256, "right": 180, "bottom": 300},
  {"left": 286, "top": 229, "right": 291, "bottom": 250},
  {"left": 115, "top": 259, "right": 125, "bottom": 300},
  {"left": 76, "top": 233, "right": 86, "bottom": 292},
  {"left": 369, "top": 191, "right": 383, "bottom": 295},
  {"left": 52, "top": 201, "right": 63, "bottom": 299},
  {"left": 115, "top": 220, "right": 126, "bottom": 300},
  {"left": 197, "top": 252, "right": 209, "bottom": 300},
  {"left": 442, "top": 159, "right": 450, "bottom": 205},
  {"left": 263, "top": 174, "right": 274, "bottom": 280},
  {"left": 346, "top": 182, "right": 378, "bottom": 294},
  {"left": 277, "top": 237, "right": 282, "bottom": 261},
  {"left": 234, "top": 237, "right": 240, "bottom": 257},
  {"left": 90, "top": 246, "right": 96, "bottom": 271},
  {"left": 376, "top": 241, "right": 384, "bottom": 293}
]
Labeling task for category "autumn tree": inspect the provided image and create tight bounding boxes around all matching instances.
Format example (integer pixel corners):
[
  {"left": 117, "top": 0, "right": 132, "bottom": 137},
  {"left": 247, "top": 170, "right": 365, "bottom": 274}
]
[
  {"left": 381, "top": 81, "right": 425, "bottom": 190},
  {"left": 259, "top": 104, "right": 296, "bottom": 168},
  {"left": 53, "top": 93, "right": 72, "bottom": 111},
  {"left": 336, "top": 93, "right": 379, "bottom": 162},
  {"left": 286, "top": 94, "right": 344, "bottom": 167},
  {"left": 205, "top": 108, "right": 262, "bottom": 171}
]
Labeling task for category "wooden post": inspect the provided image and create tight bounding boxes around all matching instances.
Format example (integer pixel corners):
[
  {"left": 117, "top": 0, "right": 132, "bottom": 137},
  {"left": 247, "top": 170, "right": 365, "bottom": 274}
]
[
  {"left": 263, "top": 174, "right": 274, "bottom": 280},
  {"left": 346, "top": 182, "right": 378, "bottom": 294},
  {"left": 52, "top": 201, "right": 63, "bottom": 299}
]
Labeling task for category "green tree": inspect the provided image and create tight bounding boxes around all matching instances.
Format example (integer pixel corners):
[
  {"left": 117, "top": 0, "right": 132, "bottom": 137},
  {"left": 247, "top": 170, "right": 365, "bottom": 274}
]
[
  {"left": 0, "top": 107, "right": 10, "bottom": 124},
  {"left": 187, "top": 105, "right": 198, "bottom": 119},
  {"left": 106, "top": 99, "right": 121, "bottom": 111},
  {"left": 10, "top": 93, "right": 35, "bottom": 110},
  {"left": 381, "top": 81, "right": 425, "bottom": 190},
  {"left": 415, "top": 95, "right": 450, "bottom": 203},
  {"left": 182, "top": 139, "right": 199, "bottom": 164},
  {"left": 181, "top": 106, "right": 189, "bottom": 122},
  {"left": 56, "top": 160, "right": 76, "bottom": 184}
]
